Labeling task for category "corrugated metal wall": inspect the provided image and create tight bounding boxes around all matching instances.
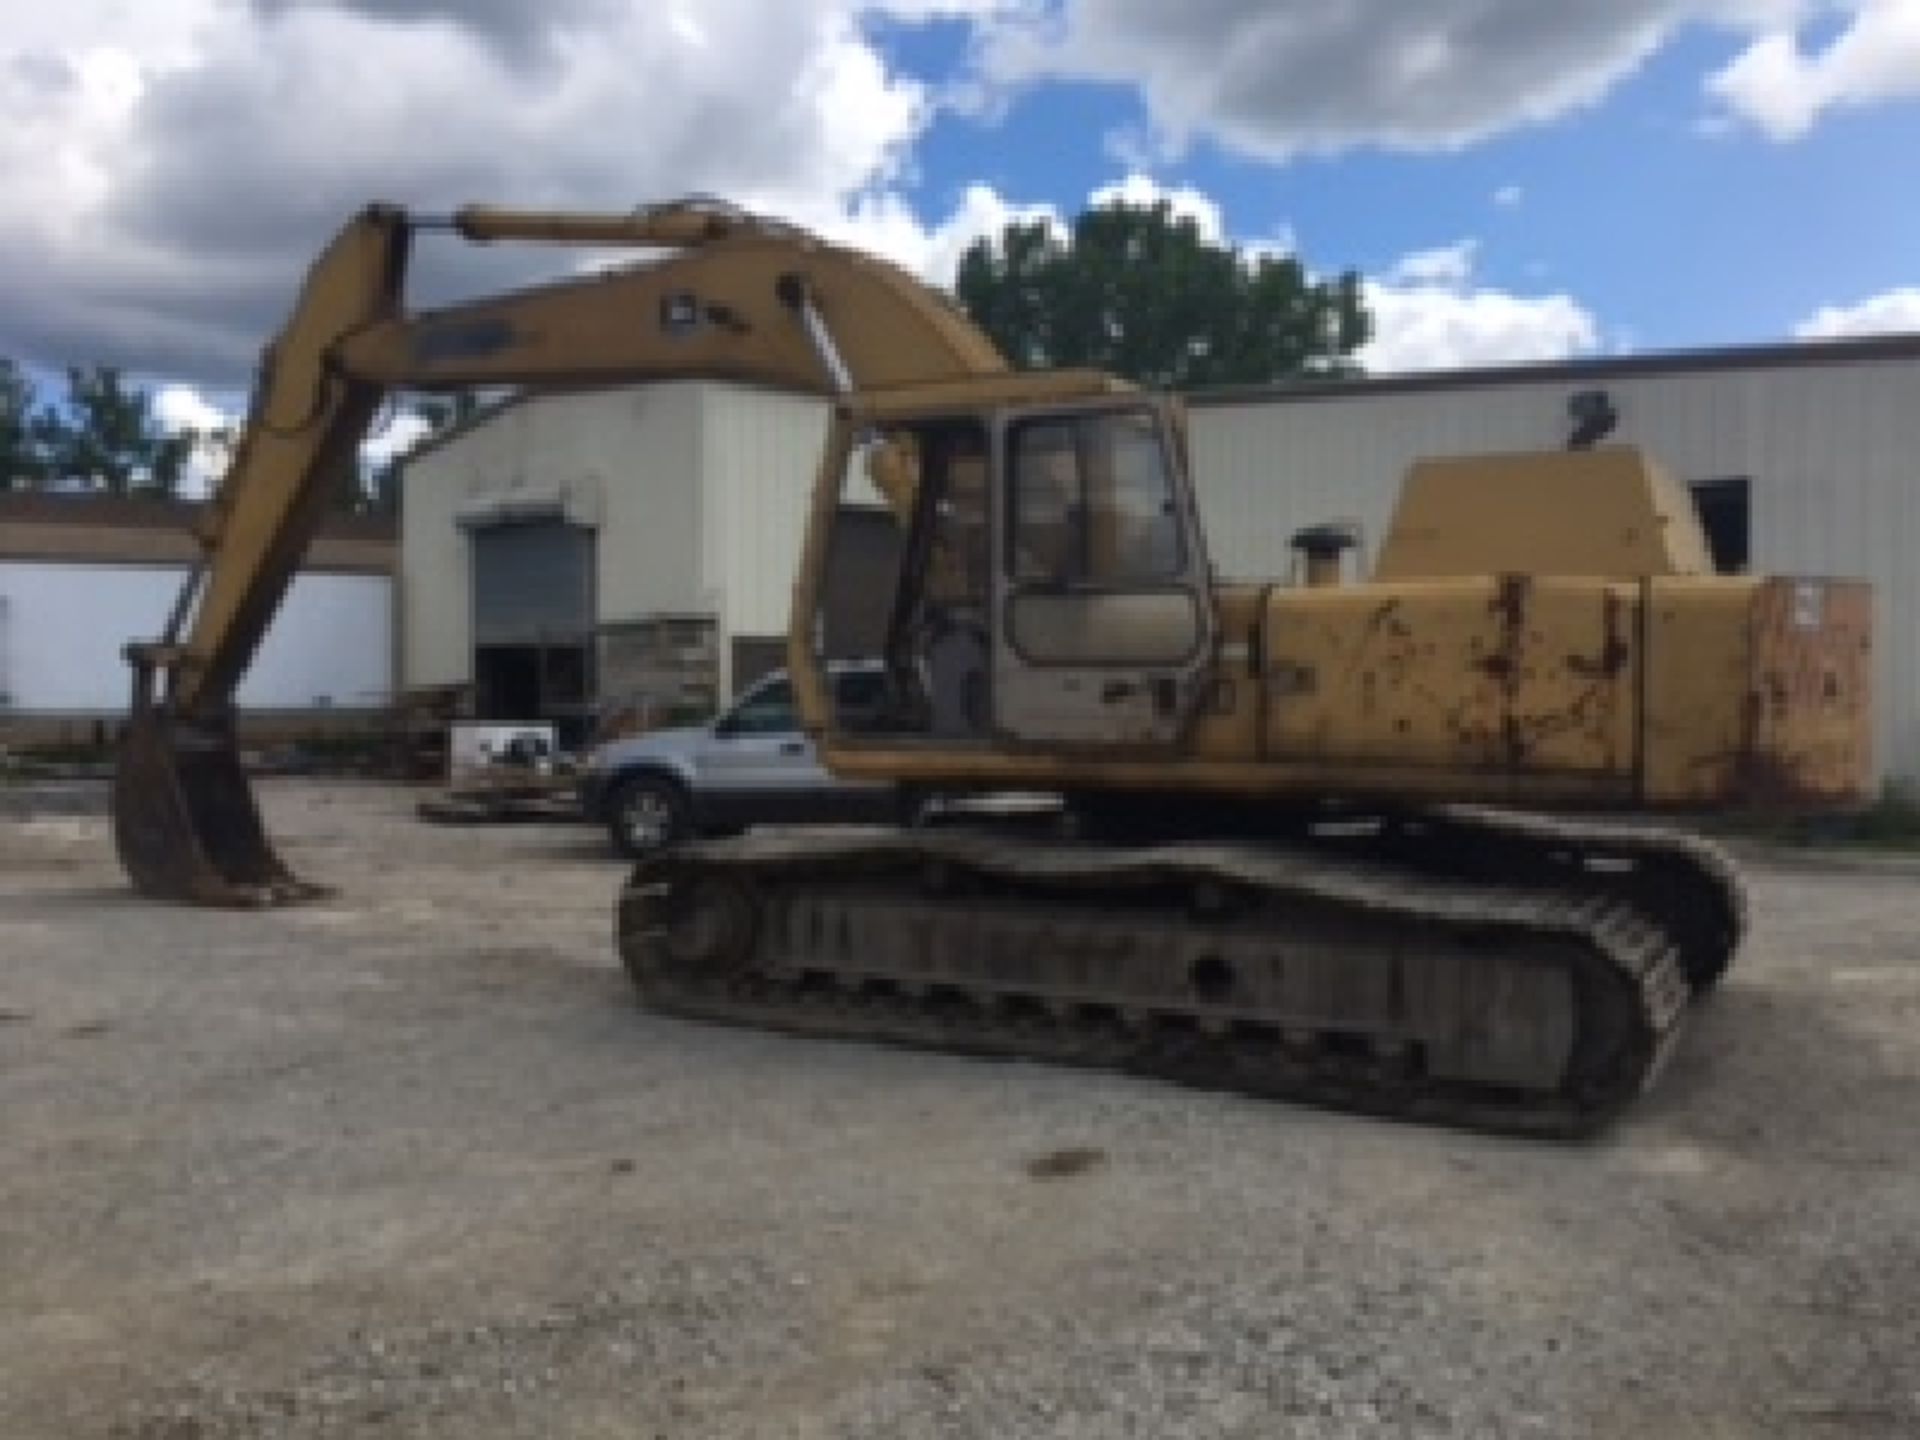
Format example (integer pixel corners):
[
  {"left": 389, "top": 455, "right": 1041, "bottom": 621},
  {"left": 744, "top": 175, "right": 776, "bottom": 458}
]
[
  {"left": 470, "top": 521, "right": 594, "bottom": 644},
  {"left": 0, "top": 561, "right": 391, "bottom": 713},
  {"left": 1188, "top": 353, "right": 1920, "bottom": 782},
  {"left": 699, "top": 385, "right": 831, "bottom": 692},
  {"left": 402, "top": 386, "right": 705, "bottom": 689},
  {"left": 401, "top": 382, "right": 824, "bottom": 702}
]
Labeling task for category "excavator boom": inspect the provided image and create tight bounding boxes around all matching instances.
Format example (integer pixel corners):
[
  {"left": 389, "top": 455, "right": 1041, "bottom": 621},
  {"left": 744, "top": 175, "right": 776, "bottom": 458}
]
[{"left": 114, "top": 199, "right": 1009, "bottom": 904}]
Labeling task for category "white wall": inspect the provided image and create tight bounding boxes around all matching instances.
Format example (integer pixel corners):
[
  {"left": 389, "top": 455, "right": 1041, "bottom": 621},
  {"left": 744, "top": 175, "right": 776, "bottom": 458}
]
[
  {"left": 1189, "top": 352, "right": 1920, "bottom": 781},
  {"left": 399, "top": 439, "right": 473, "bottom": 689},
  {"left": 400, "top": 385, "right": 711, "bottom": 689},
  {"left": 596, "top": 385, "right": 707, "bottom": 623},
  {"left": 400, "top": 383, "right": 835, "bottom": 698},
  {"left": 701, "top": 386, "right": 832, "bottom": 691},
  {"left": 0, "top": 561, "right": 392, "bottom": 713}
]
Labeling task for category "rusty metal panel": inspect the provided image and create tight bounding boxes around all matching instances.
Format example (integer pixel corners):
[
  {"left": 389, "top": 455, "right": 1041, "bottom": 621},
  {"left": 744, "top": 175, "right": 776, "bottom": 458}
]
[
  {"left": 1641, "top": 576, "right": 1873, "bottom": 808},
  {"left": 1640, "top": 579, "right": 1755, "bottom": 805},
  {"left": 1259, "top": 575, "right": 1639, "bottom": 779},
  {"left": 1185, "top": 583, "right": 1265, "bottom": 761},
  {"left": 1741, "top": 578, "right": 1874, "bottom": 805}
]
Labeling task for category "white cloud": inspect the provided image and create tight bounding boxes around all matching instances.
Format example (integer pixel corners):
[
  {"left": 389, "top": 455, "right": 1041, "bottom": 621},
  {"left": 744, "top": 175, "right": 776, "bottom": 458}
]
[
  {"left": 0, "top": 0, "right": 956, "bottom": 382},
  {"left": 973, "top": 1, "right": 1892, "bottom": 161},
  {"left": 152, "top": 381, "right": 231, "bottom": 438},
  {"left": 1708, "top": 0, "right": 1920, "bottom": 140},
  {"left": 1362, "top": 240, "right": 1599, "bottom": 373},
  {"left": 1088, "top": 172, "right": 1225, "bottom": 244},
  {"left": 842, "top": 172, "right": 1312, "bottom": 292},
  {"left": 152, "top": 381, "right": 238, "bottom": 498},
  {"left": 824, "top": 183, "right": 1064, "bottom": 287},
  {"left": 1386, "top": 239, "right": 1479, "bottom": 288},
  {"left": 362, "top": 407, "right": 439, "bottom": 470},
  {"left": 1494, "top": 184, "right": 1524, "bottom": 208},
  {"left": 9, "top": 0, "right": 1902, "bottom": 403},
  {"left": 1795, "top": 287, "right": 1920, "bottom": 340}
]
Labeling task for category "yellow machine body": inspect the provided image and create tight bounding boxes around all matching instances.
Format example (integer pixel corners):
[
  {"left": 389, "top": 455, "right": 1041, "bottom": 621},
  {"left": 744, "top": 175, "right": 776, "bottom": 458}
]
[{"left": 788, "top": 397, "right": 1871, "bottom": 816}]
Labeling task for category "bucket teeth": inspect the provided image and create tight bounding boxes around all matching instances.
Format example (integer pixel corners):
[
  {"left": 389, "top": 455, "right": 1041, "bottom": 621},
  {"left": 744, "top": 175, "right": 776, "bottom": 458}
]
[{"left": 112, "top": 705, "right": 323, "bottom": 908}]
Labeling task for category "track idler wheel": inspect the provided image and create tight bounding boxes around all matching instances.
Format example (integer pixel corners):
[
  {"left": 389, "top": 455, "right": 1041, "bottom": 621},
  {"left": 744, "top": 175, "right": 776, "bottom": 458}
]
[{"left": 618, "top": 866, "right": 758, "bottom": 995}]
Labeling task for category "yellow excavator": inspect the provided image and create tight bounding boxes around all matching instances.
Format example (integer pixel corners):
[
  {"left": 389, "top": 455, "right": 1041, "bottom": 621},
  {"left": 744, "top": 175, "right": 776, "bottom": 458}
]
[{"left": 114, "top": 198, "right": 1873, "bottom": 1135}]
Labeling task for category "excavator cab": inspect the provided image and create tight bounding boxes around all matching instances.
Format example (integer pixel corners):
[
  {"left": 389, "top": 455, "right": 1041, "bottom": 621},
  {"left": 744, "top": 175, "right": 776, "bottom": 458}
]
[{"left": 800, "top": 388, "right": 1220, "bottom": 759}]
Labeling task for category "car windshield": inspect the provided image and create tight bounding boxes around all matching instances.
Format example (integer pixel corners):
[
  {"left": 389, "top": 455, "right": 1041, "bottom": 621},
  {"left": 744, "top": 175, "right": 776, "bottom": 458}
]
[{"left": 723, "top": 679, "right": 798, "bottom": 735}]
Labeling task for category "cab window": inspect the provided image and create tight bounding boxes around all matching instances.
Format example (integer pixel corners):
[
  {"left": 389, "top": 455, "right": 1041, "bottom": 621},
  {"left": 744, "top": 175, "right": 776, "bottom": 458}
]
[{"left": 1010, "top": 410, "right": 1183, "bottom": 584}]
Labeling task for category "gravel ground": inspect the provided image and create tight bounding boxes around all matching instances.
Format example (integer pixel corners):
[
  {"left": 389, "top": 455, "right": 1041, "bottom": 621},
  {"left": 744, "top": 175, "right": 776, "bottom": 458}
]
[{"left": 2, "top": 779, "right": 1916, "bottom": 1439}]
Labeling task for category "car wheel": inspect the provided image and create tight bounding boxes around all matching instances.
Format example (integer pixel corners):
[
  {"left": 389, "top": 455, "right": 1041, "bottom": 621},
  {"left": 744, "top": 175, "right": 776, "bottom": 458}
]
[{"left": 607, "top": 774, "right": 689, "bottom": 859}]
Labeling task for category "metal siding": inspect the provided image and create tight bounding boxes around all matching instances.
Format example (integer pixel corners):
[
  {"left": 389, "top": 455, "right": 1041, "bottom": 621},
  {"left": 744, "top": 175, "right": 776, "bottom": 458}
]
[
  {"left": 701, "top": 387, "right": 832, "bottom": 686},
  {"left": 402, "top": 385, "right": 706, "bottom": 687},
  {"left": 400, "top": 426, "right": 474, "bottom": 689},
  {"left": 0, "top": 561, "right": 391, "bottom": 712},
  {"left": 569, "top": 385, "right": 703, "bottom": 623},
  {"left": 470, "top": 521, "right": 594, "bottom": 643},
  {"left": 1190, "top": 354, "right": 1920, "bottom": 782}
]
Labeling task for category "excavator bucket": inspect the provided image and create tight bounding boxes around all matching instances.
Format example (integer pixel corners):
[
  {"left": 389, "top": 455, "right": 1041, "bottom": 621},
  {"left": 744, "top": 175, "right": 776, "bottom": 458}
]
[{"left": 112, "top": 663, "right": 329, "bottom": 908}]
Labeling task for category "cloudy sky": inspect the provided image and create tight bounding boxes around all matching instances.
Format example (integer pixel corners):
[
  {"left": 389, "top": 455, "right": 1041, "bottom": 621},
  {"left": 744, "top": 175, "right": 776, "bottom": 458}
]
[{"left": 6, "top": 0, "right": 1919, "bottom": 445}]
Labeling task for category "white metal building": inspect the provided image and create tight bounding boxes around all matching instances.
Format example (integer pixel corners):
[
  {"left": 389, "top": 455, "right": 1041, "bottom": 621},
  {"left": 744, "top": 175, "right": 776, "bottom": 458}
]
[
  {"left": 401, "top": 381, "right": 898, "bottom": 744},
  {"left": 1187, "top": 334, "right": 1920, "bottom": 784},
  {"left": 0, "top": 496, "right": 396, "bottom": 745}
]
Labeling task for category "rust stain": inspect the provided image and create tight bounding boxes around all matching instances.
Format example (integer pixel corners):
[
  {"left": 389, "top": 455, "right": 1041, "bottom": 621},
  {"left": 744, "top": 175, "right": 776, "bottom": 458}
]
[
  {"left": 1472, "top": 575, "right": 1531, "bottom": 765},
  {"left": 1566, "top": 589, "right": 1631, "bottom": 680},
  {"left": 1445, "top": 579, "right": 1631, "bottom": 771},
  {"left": 1688, "top": 581, "right": 1872, "bottom": 809},
  {"left": 1363, "top": 597, "right": 1408, "bottom": 639}
]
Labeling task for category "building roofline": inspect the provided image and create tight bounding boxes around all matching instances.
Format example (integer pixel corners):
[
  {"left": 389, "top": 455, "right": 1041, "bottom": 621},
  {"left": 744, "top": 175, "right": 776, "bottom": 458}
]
[{"left": 1183, "top": 330, "right": 1920, "bottom": 409}]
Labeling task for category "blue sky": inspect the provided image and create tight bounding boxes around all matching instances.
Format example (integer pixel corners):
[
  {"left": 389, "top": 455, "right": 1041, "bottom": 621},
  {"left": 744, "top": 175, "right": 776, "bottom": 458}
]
[
  {"left": 876, "top": 7, "right": 1920, "bottom": 358},
  {"left": 2, "top": 0, "right": 1917, "bottom": 459}
]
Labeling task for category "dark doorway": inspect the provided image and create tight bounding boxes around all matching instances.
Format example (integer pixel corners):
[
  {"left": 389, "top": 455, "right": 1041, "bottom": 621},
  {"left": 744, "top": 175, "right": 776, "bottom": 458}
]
[
  {"left": 468, "top": 517, "right": 598, "bottom": 750},
  {"left": 1689, "top": 478, "right": 1751, "bottom": 575},
  {"left": 474, "top": 641, "right": 594, "bottom": 750},
  {"left": 475, "top": 646, "right": 541, "bottom": 720}
]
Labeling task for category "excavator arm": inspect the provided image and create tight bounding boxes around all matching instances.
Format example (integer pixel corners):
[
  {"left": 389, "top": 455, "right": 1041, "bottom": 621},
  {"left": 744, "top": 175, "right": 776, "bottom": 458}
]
[{"left": 113, "top": 199, "right": 1009, "bottom": 905}]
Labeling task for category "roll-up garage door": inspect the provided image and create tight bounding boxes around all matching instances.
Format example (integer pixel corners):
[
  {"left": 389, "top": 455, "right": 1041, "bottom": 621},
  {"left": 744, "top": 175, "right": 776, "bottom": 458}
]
[{"left": 470, "top": 520, "right": 595, "bottom": 643}]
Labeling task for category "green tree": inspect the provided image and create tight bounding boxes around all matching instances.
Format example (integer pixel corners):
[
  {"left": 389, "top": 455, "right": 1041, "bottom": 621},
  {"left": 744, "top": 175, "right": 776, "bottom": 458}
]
[
  {"left": 0, "top": 358, "right": 49, "bottom": 491},
  {"left": 954, "top": 199, "right": 1371, "bottom": 389},
  {"left": 36, "top": 365, "right": 198, "bottom": 497}
]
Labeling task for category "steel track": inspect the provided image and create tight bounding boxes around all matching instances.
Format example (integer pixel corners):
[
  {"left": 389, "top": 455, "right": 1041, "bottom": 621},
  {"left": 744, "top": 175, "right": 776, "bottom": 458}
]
[{"left": 616, "top": 816, "right": 1719, "bottom": 1136}]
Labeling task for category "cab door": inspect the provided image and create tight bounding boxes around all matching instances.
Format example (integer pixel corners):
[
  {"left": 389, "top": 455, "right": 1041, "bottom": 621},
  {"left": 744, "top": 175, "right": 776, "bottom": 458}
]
[
  {"left": 991, "top": 400, "right": 1218, "bottom": 749},
  {"left": 692, "top": 675, "right": 820, "bottom": 822}
]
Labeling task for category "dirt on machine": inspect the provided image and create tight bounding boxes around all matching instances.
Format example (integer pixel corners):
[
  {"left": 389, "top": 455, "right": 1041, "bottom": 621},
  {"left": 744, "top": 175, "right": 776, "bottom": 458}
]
[{"left": 112, "top": 196, "right": 1874, "bottom": 1135}]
